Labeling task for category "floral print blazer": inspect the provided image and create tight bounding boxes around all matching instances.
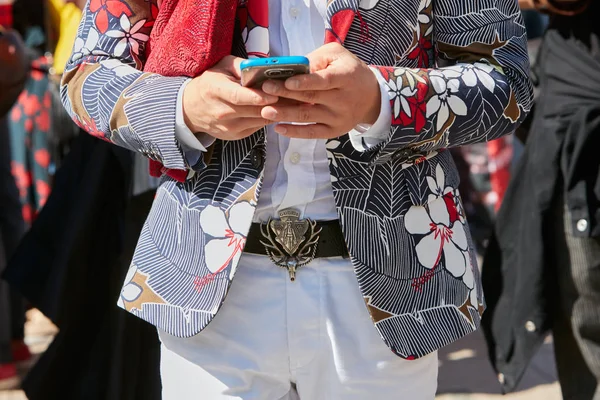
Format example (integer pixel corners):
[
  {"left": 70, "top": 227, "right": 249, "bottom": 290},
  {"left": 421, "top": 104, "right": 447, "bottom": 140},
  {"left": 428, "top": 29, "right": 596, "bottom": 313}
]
[{"left": 61, "top": 0, "right": 533, "bottom": 359}]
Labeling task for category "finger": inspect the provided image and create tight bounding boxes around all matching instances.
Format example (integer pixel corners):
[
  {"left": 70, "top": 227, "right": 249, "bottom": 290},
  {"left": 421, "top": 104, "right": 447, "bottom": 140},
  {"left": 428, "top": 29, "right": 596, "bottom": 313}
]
[
  {"left": 262, "top": 80, "right": 326, "bottom": 104},
  {"left": 236, "top": 126, "right": 266, "bottom": 139},
  {"left": 273, "top": 123, "right": 337, "bottom": 140},
  {"left": 284, "top": 68, "right": 341, "bottom": 91},
  {"left": 230, "top": 57, "right": 244, "bottom": 79},
  {"left": 216, "top": 55, "right": 245, "bottom": 79},
  {"left": 305, "top": 42, "right": 344, "bottom": 72},
  {"left": 215, "top": 105, "right": 266, "bottom": 119},
  {"left": 261, "top": 104, "right": 334, "bottom": 124},
  {"left": 228, "top": 117, "right": 272, "bottom": 131},
  {"left": 215, "top": 78, "right": 278, "bottom": 106}
]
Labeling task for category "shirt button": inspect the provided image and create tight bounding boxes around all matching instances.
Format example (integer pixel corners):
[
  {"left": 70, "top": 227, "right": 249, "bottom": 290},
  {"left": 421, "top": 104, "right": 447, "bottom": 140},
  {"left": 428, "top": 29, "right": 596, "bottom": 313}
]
[
  {"left": 289, "top": 7, "right": 300, "bottom": 17},
  {"left": 577, "top": 218, "right": 588, "bottom": 233},
  {"left": 290, "top": 152, "right": 301, "bottom": 164},
  {"left": 250, "top": 148, "right": 263, "bottom": 170},
  {"left": 497, "top": 373, "right": 505, "bottom": 384},
  {"left": 525, "top": 321, "right": 537, "bottom": 332}
]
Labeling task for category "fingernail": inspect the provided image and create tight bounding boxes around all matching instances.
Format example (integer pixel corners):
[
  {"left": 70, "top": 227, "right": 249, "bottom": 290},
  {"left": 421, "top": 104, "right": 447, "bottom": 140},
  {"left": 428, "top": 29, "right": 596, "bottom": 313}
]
[
  {"left": 286, "top": 79, "right": 300, "bottom": 89},
  {"left": 275, "top": 125, "right": 287, "bottom": 134},
  {"left": 263, "top": 81, "right": 279, "bottom": 93},
  {"left": 263, "top": 108, "right": 277, "bottom": 120}
]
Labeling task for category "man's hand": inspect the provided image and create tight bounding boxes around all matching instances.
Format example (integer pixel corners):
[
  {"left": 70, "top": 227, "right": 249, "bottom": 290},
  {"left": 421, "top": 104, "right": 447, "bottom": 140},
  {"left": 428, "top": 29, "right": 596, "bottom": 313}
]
[
  {"left": 183, "top": 56, "right": 278, "bottom": 141},
  {"left": 260, "top": 42, "right": 381, "bottom": 140},
  {"left": 518, "top": 0, "right": 536, "bottom": 9}
]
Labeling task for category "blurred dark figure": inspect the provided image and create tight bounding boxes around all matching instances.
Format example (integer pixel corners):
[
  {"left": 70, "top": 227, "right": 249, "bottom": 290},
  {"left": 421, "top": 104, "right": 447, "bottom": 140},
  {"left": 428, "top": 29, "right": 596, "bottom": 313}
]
[
  {"left": 8, "top": 0, "right": 53, "bottom": 225},
  {"left": 522, "top": 9, "right": 549, "bottom": 40},
  {"left": 482, "top": 1, "right": 600, "bottom": 399},
  {"left": 0, "top": 117, "right": 27, "bottom": 390},
  {"left": 2, "top": 0, "right": 162, "bottom": 396},
  {"left": 4, "top": 135, "right": 162, "bottom": 400},
  {"left": 0, "top": 20, "right": 31, "bottom": 390},
  {"left": 451, "top": 148, "right": 493, "bottom": 255}
]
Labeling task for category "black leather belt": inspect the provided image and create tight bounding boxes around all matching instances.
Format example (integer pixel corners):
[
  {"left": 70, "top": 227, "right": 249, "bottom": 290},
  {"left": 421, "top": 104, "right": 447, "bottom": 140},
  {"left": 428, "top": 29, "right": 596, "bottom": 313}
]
[{"left": 243, "top": 209, "right": 349, "bottom": 280}]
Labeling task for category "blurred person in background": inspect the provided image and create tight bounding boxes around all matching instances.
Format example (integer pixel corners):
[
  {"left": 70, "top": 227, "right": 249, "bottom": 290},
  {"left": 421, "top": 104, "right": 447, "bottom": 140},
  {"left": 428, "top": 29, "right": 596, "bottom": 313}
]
[
  {"left": 0, "top": 10, "right": 32, "bottom": 390},
  {"left": 482, "top": 1, "right": 600, "bottom": 399},
  {"left": 0, "top": 0, "right": 77, "bottom": 388},
  {"left": 2, "top": 0, "right": 163, "bottom": 398},
  {"left": 7, "top": 0, "right": 55, "bottom": 226},
  {"left": 451, "top": 2, "right": 549, "bottom": 257},
  {"left": 511, "top": 5, "right": 548, "bottom": 166}
]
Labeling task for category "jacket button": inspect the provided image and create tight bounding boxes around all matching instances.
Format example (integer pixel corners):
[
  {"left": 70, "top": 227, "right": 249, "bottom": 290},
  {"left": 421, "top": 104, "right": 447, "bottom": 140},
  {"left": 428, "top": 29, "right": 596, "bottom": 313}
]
[
  {"left": 525, "top": 321, "right": 537, "bottom": 332},
  {"left": 250, "top": 148, "right": 263, "bottom": 170},
  {"left": 577, "top": 219, "right": 588, "bottom": 233},
  {"left": 392, "top": 148, "right": 413, "bottom": 161}
]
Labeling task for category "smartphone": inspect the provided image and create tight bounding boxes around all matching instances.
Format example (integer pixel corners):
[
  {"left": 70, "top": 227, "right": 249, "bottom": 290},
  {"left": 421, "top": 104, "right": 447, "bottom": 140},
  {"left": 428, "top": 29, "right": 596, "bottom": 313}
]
[{"left": 240, "top": 56, "right": 310, "bottom": 88}]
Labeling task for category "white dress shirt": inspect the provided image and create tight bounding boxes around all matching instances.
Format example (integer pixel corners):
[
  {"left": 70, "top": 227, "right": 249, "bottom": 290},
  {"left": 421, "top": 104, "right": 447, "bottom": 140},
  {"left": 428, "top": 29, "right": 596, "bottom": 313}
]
[{"left": 175, "top": 0, "right": 391, "bottom": 222}]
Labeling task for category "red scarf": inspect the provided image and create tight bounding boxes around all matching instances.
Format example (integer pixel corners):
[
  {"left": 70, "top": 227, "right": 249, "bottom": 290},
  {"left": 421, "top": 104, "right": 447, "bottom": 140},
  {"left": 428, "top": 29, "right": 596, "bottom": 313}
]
[{"left": 144, "top": 0, "right": 268, "bottom": 181}]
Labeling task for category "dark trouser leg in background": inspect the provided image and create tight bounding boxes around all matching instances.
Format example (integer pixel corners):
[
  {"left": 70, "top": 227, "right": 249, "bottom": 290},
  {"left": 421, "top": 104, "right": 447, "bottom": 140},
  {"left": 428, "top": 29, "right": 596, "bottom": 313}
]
[{"left": 552, "top": 192, "right": 600, "bottom": 400}]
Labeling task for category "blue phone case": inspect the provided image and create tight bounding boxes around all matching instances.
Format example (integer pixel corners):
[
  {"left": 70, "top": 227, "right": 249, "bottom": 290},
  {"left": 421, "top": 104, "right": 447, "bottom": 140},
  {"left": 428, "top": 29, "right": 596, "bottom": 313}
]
[
  {"left": 240, "top": 56, "right": 309, "bottom": 70},
  {"left": 240, "top": 56, "right": 310, "bottom": 87}
]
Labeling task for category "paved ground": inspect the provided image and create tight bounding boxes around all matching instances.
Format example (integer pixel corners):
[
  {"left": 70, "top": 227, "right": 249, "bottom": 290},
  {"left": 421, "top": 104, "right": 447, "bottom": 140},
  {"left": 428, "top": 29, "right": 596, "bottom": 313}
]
[
  {"left": 436, "top": 327, "right": 561, "bottom": 400},
  {"left": 0, "top": 309, "right": 561, "bottom": 400}
]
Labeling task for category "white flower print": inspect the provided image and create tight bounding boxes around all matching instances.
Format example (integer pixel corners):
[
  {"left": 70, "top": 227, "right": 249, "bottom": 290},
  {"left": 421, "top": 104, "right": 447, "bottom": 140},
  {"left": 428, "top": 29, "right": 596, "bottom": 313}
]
[
  {"left": 406, "top": 165, "right": 479, "bottom": 302},
  {"left": 360, "top": 0, "right": 381, "bottom": 10},
  {"left": 426, "top": 69, "right": 468, "bottom": 132},
  {"left": 71, "top": 28, "right": 106, "bottom": 61},
  {"left": 244, "top": 26, "right": 270, "bottom": 57},
  {"left": 405, "top": 168, "right": 470, "bottom": 281},
  {"left": 460, "top": 63, "right": 496, "bottom": 93},
  {"left": 100, "top": 59, "right": 139, "bottom": 77},
  {"left": 325, "top": 140, "right": 341, "bottom": 168},
  {"left": 417, "top": 0, "right": 432, "bottom": 25},
  {"left": 405, "top": 197, "right": 469, "bottom": 277},
  {"left": 426, "top": 164, "right": 453, "bottom": 203},
  {"left": 106, "top": 15, "right": 149, "bottom": 57},
  {"left": 462, "top": 255, "right": 478, "bottom": 307},
  {"left": 118, "top": 265, "right": 142, "bottom": 308},
  {"left": 396, "top": 68, "right": 426, "bottom": 91},
  {"left": 199, "top": 201, "right": 254, "bottom": 279},
  {"left": 387, "top": 78, "right": 416, "bottom": 119}
]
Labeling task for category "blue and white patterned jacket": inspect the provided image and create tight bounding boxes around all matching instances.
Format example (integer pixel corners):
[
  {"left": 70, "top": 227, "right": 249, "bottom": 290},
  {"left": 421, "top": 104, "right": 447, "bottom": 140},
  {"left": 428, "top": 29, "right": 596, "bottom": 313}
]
[{"left": 61, "top": 0, "right": 533, "bottom": 359}]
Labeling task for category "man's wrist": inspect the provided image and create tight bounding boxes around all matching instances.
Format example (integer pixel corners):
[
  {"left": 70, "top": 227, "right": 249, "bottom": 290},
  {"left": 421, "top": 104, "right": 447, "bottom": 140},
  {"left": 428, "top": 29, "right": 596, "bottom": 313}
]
[
  {"left": 176, "top": 79, "right": 211, "bottom": 153},
  {"left": 360, "top": 66, "right": 382, "bottom": 125}
]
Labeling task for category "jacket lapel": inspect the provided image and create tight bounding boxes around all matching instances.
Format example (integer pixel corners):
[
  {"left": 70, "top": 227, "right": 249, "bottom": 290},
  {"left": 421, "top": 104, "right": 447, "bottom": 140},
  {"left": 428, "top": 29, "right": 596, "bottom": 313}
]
[{"left": 324, "top": 0, "right": 360, "bottom": 44}]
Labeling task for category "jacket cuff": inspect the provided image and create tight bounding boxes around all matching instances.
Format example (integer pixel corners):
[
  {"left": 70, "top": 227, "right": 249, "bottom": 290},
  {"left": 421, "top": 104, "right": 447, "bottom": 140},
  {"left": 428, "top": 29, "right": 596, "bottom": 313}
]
[{"left": 124, "top": 74, "right": 191, "bottom": 171}]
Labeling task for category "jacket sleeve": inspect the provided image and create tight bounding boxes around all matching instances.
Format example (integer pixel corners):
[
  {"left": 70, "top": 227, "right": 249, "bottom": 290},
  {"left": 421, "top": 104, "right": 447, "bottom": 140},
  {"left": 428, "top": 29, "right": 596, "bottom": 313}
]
[
  {"left": 60, "top": 0, "right": 190, "bottom": 171},
  {"left": 365, "top": 0, "right": 534, "bottom": 164}
]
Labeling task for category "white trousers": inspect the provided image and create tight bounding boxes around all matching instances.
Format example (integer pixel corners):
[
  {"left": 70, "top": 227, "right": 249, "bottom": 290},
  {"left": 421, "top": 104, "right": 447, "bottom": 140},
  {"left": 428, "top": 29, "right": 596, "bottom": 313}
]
[{"left": 159, "top": 253, "right": 438, "bottom": 400}]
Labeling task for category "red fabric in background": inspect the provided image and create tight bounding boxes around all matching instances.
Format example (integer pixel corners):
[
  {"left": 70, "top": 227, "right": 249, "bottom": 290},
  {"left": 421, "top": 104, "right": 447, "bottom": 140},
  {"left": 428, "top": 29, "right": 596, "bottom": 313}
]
[
  {"left": 0, "top": 4, "right": 13, "bottom": 28},
  {"left": 487, "top": 137, "right": 513, "bottom": 212}
]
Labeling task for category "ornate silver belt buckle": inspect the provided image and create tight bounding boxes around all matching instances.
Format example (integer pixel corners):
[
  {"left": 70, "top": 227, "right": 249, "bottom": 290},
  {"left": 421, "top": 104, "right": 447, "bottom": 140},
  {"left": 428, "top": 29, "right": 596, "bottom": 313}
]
[{"left": 259, "top": 208, "right": 322, "bottom": 281}]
